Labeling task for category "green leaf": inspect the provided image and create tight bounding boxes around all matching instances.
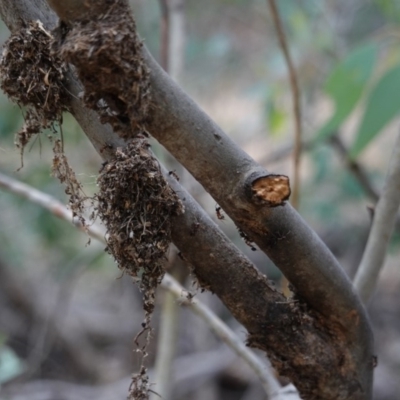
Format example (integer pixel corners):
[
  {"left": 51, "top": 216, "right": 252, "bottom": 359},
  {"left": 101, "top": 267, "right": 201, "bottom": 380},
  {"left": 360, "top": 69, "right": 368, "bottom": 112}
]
[
  {"left": 351, "top": 65, "right": 400, "bottom": 158},
  {"left": 315, "top": 44, "right": 378, "bottom": 143}
]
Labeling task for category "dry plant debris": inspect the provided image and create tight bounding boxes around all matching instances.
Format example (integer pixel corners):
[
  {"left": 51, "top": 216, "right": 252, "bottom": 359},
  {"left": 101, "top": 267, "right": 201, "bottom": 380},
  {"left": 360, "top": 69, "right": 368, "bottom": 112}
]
[
  {"left": 52, "top": 138, "right": 88, "bottom": 225},
  {"left": 96, "top": 138, "right": 183, "bottom": 398},
  {"left": 96, "top": 138, "right": 183, "bottom": 297},
  {"left": 0, "top": 21, "right": 88, "bottom": 226},
  {"left": 0, "top": 20, "right": 69, "bottom": 155},
  {"left": 53, "top": 0, "right": 150, "bottom": 138}
]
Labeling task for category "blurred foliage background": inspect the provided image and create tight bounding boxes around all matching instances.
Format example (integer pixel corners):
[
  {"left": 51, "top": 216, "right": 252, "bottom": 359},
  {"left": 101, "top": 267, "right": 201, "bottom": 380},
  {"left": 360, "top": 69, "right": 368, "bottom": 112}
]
[{"left": 1, "top": 0, "right": 400, "bottom": 399}]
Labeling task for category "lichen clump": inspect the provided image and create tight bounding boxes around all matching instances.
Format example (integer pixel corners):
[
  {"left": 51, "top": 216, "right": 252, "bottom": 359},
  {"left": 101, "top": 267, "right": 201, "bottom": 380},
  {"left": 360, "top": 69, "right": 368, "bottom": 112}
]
[
  {"left": 53, "top": 0, "right": 150, "bottom": 138},
  {"left": 97, "top": 138, "right": 183, "bottom": 288},
  {"left": 0, "top": 21, "right": 68, "bottom": 151},
  {"left": 96, "top": 138, "right": 183, "bottom": 398}
]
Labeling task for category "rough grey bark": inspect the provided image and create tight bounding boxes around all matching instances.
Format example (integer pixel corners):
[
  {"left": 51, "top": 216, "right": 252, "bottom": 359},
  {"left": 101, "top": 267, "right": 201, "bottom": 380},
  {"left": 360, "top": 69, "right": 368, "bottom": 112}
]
[{"left": 0, "top": 0, "right": 374, "bottom": 399}]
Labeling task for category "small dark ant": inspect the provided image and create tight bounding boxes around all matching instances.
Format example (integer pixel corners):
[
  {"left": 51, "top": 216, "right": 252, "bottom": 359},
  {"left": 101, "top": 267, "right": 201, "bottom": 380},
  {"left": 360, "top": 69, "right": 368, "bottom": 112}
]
[
  {"left": 215, "top": 205, "right": 225, "bottom": 220},
  {"left": 99, "top": 142, "right": 114, "bottom": 154},
  {"left": 99, "top": 160, "right": 109, "bottom": 173},
  {"left": 238, "top": 229, "right": 257, "bottom": 251},
  {"left": 168, "top": 170, "right": 180, "bottom": 181},
  {"left": 186, "top": 292, "right": 195, "bottom": 301}
]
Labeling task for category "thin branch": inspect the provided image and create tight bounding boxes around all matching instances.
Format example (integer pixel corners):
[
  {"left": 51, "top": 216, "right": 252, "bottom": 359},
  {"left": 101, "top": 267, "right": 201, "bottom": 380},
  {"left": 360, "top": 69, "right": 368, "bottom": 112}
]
[
  {"left": 151, "top": 253, "right": 185, "bottom": 400},
  {"left": 0, "top": 171, "right": 282, "bottom": 398},
  {"left": 167, "top": 0, "right": 185, "bottom": 81},
  {"left": 158, "top": 0, "right": 169, "bottom": 71},
  {"left": 0, "top": 172, "right": 105, "bottom": 243},
  {"left": 354, "top": 129, "right": 400, "bottom": 304},
  {"left": 267, "top": 0, "right": 302, "bottom": 209},
  {"left": 151, "top": 2, "right": 186, "bottom": 397},
  {"left": 150, "top": 284, "right": 180, "bottom": 400},
  {"left": 329, "top": 135, "right": 379, "bottom": 202}
]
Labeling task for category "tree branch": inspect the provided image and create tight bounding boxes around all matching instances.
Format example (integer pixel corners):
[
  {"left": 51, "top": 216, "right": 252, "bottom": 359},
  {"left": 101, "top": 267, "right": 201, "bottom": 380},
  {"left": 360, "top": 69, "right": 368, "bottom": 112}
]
[
  {"left": 354, "top": 129, "right": 400, "bottom": 303},
  {"left": 158, "top": 0, "right": 169, "bottom": 71},
  {"left": 151, "top": 3, "right": 186, "bottom": 397},
  {"left": 167, "top": 0, "right": 185, "bottom": 81},
  {"left": 329, "top": 135, "right": 379, "bottom": 202},
  {"left": 142, "top": 24, "right": 365, "bottom": 337}
]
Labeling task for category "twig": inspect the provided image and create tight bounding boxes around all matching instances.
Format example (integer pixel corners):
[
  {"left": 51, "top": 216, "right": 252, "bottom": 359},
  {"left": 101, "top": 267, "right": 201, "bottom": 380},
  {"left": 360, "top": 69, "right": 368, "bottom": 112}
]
[
  {"left": 167, "top": 0, "right": 185, "bottom": 81},
  {"left": 151, "top": 251, "right": 184, "bottom": 400},
  {"left": 0, "top": 171, "right": 282, "bottom": 397},
  {"left": 354, "top": 129, "right": 400, "bottom": 304},
  {"left": 267, "top": 0, "right": 302, "bottom": 209},
  {"left": 158, "top": 0, "right": 169, "bottom": 71},
  {"left": 151, "top": 285, "right": 179, "bottom": 400},
  {"left": 0, "top": 172, "right": 105, "bottom": 243},
  {"left": 329, "top": 135, "right": 379, "bottom": 202},
  {"left": 151, "top": 2, "right": 186, "bottom": 398}
]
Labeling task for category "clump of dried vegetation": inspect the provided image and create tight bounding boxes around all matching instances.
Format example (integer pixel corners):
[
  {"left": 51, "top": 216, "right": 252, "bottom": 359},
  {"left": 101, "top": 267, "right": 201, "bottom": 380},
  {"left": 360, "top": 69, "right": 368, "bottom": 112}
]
[
  {"left": 96, "top": 138, "right": 183, "bottom": 398},
  {"left": 0, "top": 21, "right": 68, "bottom": 153},
  {"left": 96, "top": 138, "right": 183, "bottom": 313},
  {"left": 53, "top": 0, "right": 150, "bottom": 139},
  {"left": 0, "top": 20, "right": 88, "bottom": 220}
]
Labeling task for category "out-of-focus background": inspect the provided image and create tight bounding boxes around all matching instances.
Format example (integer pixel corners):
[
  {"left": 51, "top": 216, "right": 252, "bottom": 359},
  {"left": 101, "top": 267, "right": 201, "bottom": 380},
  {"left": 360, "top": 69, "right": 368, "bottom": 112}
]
[{"left": 0, "top": 0, "right": 400, "bottom": 399}]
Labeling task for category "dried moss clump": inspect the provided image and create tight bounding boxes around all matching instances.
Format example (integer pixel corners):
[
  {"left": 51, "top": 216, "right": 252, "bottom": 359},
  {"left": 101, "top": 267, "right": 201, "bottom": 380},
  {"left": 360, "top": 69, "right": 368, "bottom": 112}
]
[
  {"left": 96, "top": 138, "right": 183, "bottom": 398},
  {"left": 53, "top": 0, "right": 150, "bottom": 138},
  {"left": 0, "top": 21, "right": 69, "bottom": 151},
  {"left": 97, "top": 138, "right": 183, "bottom": 287}
]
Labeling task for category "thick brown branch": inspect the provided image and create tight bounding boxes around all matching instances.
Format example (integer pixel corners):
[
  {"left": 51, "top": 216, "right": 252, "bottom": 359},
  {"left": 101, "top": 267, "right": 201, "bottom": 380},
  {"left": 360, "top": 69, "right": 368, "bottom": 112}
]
[
  {"left": 141, "top": 39, "right": 372, "bottom": 357},
  {"left": 138, "top": 46, "right": 349, "bottom": 317}
]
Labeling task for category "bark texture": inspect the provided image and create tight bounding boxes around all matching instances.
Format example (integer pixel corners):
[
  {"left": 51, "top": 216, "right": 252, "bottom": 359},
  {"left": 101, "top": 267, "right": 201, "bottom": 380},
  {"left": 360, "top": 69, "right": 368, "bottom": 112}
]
[{"left": 0, "top": 0, "right": 374, "bottom": 398}]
